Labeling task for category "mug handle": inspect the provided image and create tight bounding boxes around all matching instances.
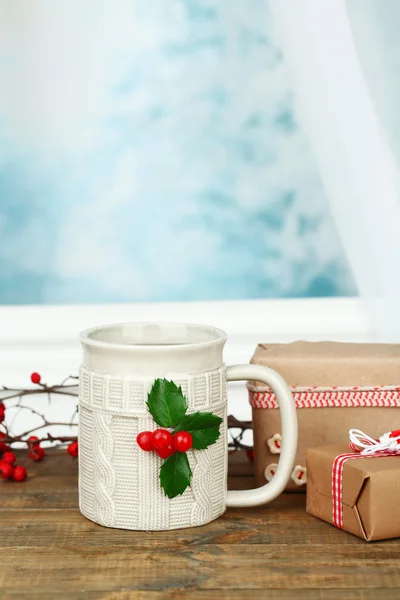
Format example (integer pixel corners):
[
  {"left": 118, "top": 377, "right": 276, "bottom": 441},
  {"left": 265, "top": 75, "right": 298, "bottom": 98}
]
[{"left": 225, "top": 364, "right": 298, "bottom": 507}]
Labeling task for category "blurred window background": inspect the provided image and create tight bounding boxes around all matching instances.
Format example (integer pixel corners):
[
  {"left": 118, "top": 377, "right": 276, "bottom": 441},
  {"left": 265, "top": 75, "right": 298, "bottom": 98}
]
[{"left": 0, "top": 1, "right": 355, "bottom": 305}]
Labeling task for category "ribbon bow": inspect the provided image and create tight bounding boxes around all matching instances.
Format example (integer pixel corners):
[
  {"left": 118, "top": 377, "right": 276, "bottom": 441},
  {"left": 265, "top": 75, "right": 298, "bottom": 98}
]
[{"left": 349, "top": 428, "right": 400, "bottom": 456}]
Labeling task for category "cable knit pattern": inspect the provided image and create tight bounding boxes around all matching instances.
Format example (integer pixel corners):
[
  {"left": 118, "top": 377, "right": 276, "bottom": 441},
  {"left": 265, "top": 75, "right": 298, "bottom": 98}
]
[
  {"left": 78, "top": 405, "right": 95, "bottom": 521},
  {"left": 209, "top": 403, "right": 228, "bottom": 519},
  {"left": 191, "top": 445, "right": 213, "bottom": 525},
  {"left": 93, "top": 411, "right": 116, "bottom": 527},
  {"left": 79, "top": 365, "right": 227, "bottom": 530}
]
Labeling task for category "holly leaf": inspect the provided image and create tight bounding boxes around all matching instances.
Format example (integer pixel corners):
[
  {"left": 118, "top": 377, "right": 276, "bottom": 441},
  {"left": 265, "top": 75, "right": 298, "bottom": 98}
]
[
  {"left": 146, "top": 379, "right": 187, "bottom": 428},
  {"left": 174, "top": 412, "right": 222, "bottom": 450},
  {"left": 160, "top": 452, "right": 192, "bottom": 498}
]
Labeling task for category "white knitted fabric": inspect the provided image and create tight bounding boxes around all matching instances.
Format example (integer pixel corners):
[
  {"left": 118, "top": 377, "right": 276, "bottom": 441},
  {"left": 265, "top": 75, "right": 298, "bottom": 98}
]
[{"left": 78, "top": 365, "right": 228, "bottom": 530}]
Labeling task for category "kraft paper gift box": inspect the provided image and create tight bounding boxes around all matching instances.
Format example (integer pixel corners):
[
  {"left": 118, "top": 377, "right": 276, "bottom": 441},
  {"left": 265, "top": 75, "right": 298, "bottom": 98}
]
[
  {"left": 306, "top": 444, "right": 400, "bottom": 541},
  {"left": 248, "top": 342, "right": 400, "bottom": 491}
]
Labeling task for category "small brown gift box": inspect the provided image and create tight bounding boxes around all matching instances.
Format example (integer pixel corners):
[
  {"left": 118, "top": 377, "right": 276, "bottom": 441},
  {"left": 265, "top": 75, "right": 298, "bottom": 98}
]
[
  {"left": 249, "top": 342, "right": 400, "bottom": 491},
  {"left": 306, "top": 444, "right": 400, "bottom": 541}
]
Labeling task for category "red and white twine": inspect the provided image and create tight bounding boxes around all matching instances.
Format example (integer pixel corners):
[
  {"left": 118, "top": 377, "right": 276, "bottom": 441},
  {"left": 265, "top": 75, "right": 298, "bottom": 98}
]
[
  {"left": 249, "top": 386, "right": 400, "bottom": 409},
  {"left": 332, "top": 428, "right": 400, "bottom": 529}
]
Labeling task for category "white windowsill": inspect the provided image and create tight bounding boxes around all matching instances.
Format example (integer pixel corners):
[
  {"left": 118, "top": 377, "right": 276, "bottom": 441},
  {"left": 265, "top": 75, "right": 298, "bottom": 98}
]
[
  {"left": 1, "top": 297, "right": 370, "bottom": 383},
  {"left": 0, "top": 296, "right": 371, "bottom": 430}
]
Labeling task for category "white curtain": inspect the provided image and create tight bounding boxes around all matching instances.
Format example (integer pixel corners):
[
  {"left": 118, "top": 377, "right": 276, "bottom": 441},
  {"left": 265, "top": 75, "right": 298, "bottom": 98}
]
[{"left": 270, "top": 0, "right": 400, "bottom": 340}]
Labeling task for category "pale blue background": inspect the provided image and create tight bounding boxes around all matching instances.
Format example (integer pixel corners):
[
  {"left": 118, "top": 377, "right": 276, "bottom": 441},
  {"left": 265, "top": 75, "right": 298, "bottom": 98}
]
[{"left": 0, "top": 0, "right": 354, "bottom": 305}]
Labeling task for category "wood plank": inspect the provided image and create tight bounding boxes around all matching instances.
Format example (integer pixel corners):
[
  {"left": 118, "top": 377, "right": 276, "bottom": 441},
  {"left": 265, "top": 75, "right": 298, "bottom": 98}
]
[
  {"left": 3, "top": 591, "right": 399, "bottom": 600},
  {"left": 1, "top": 544, "right": 400, "bottom": 592},
  {"left": 0, "top": 504, "right": 372, "bottom": 548},
  {"left": 0, "top": 450, "right": 399, "bottom": 599}
]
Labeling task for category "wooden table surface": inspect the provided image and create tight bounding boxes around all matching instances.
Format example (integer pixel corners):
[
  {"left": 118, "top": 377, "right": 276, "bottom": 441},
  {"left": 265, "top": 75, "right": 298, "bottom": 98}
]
[{"left": 1, "top": 451, "right": 400, "bottom": 599}]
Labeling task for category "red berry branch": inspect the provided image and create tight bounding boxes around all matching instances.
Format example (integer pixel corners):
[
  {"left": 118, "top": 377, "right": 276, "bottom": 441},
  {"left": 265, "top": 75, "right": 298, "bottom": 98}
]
[
  {"left": 0, "top": 373, "right": 254, "bottom": 484},
  {"left": 0, "top": 372, "right": 80, "bottom": 483},
  {"left": 227, "top": 415, "right": 254, "bottom": 461}
]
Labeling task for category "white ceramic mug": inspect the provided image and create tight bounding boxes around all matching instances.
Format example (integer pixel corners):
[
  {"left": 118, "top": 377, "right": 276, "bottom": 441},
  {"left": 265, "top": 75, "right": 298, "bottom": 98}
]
[{"left": 79, "top": 322, "right": 297, "bottom": 530}]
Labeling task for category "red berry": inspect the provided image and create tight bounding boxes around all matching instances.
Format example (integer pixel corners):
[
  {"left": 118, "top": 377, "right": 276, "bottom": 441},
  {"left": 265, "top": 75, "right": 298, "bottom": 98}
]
[
  {"left": 156, "top": 446, "right": 174, "bottom": 459},
  {"left": 67, "top": 441, "right": 78, "bottom": 457},
  {"left": 0, "top": 402, "right": 4, "bottom": 411},
  {"left": 136, "top": 431, "right": 154, "bottom": 452},
  {"left": 152, "top": 429, "right": 173, "bottom": 450},
  {"left": 27, "top": 436, "right": 40, "bottom": 448},
  {"left": 13, "top": 465, "right": 27, "bottom": 482},
  {"left": 2, "top": 451, "right": 16, "bottom": 465},
  {"left": 0, "top": 432, "right": 9, "bottom": 453},
  {"left": 172, "top": 431, "right": 193, "bottom": 453},
  {"left": 246, "top": 449, "right": 255, "bottom": 462},
  {"left": 29, "top": 446, "right": 45, "bottom": 461},
  {"left": 30, "top": 372, "right": 41, "bottom": 384},
  {"left": 0, "top": 461, "right": 13, "bottom": 479},
  {"left": 0, "top": 409, "right": 5, "bottom": 423}
]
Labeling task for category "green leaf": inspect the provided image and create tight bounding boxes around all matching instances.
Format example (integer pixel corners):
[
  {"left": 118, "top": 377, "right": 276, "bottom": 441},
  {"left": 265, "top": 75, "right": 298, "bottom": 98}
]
[
  {"left": 159, "top": 452, "right": 192, "bottom": 499},
  {"left": 174, "top": 412, "right": 223, "bottom": 450},
  {"left": 146, "top": 379, "right": 187, "bottom": 428}
]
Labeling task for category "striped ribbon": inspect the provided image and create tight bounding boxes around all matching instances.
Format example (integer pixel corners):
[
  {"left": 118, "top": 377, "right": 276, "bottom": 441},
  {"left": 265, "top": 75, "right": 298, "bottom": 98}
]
[{"left": 249, "top": 386, "right": 400, "bottom": 409}]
